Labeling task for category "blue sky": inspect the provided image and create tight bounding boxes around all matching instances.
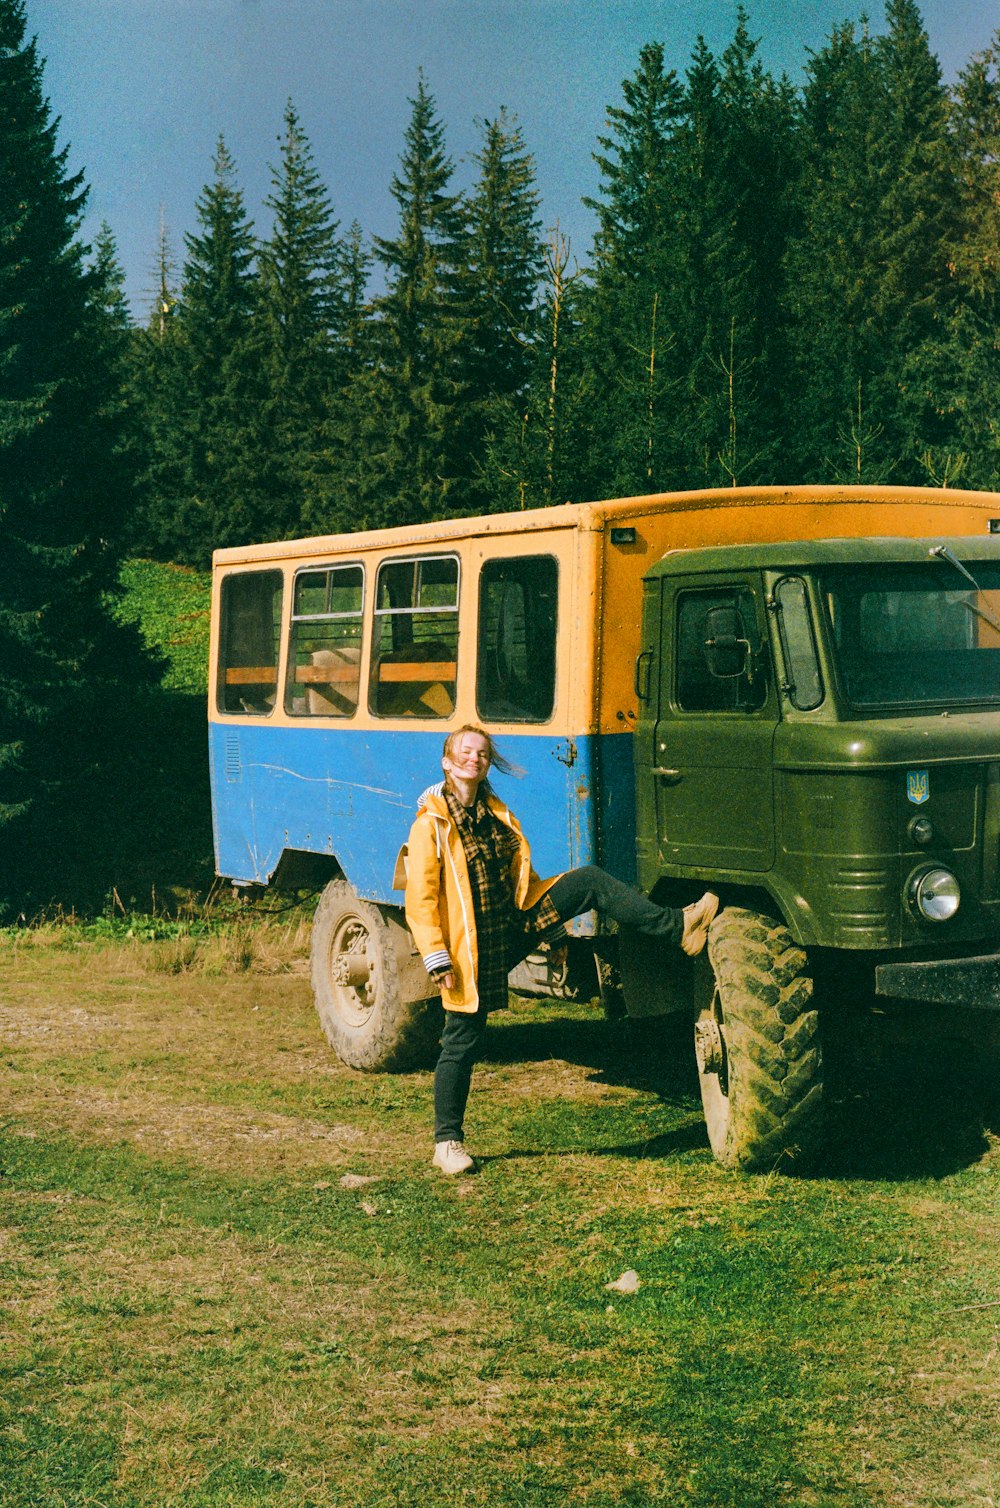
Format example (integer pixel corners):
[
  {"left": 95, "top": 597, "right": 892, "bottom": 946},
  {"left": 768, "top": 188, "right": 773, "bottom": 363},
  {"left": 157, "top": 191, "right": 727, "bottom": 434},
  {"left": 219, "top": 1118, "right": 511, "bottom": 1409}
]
[{"left": 26, "top": 0, "right": 999, "bottom": 319}]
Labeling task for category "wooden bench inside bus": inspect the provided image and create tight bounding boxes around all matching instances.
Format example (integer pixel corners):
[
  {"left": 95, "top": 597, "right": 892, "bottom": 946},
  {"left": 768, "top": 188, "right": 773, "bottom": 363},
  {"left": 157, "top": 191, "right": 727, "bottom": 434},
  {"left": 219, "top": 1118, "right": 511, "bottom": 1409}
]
[
  {"left": 374, "top": 642, "right": 457, "bottom": 718},
  {"left": 297, "top": 647, "right": 362, "bottom": 715},
  {"left": 223, "top": 664, "right": 278, "bottom": 713}
]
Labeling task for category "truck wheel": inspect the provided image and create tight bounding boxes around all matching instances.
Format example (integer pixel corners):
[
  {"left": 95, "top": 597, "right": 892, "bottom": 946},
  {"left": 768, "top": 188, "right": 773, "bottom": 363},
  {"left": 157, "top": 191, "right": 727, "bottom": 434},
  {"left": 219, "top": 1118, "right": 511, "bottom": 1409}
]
[
  {"left": 311, "top": 879, "right": 441, "bottom": 1071},
  {"left": 694, "top": 906, "right": 822, "bottom": 1171}
]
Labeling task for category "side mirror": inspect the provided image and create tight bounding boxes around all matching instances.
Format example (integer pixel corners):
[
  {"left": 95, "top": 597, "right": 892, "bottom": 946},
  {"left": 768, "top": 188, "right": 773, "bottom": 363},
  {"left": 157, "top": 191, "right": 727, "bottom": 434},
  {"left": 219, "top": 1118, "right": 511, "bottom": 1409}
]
[{"left": 703, "top": 605, "right": 751, "bottom": 680}]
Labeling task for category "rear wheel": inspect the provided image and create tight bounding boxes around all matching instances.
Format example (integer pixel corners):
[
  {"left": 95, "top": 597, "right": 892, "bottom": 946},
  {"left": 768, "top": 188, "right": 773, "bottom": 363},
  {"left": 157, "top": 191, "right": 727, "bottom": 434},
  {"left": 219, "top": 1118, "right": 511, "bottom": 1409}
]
[
  {"left": 311, "top": 879, "right": 441, "bottom": 1071},
  {"left": 694, "top": 906, "right": 822, "bottom": 1171}
]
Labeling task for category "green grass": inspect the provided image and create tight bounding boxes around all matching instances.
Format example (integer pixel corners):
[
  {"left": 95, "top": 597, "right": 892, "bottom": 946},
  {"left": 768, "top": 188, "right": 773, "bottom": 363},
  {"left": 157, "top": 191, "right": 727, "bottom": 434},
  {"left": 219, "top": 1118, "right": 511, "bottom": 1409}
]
[
  {"left": 1, "top": 936, "right": 999, "bottom": 1506},
  {"left": 114, "top": 558, "right": 212, "bottom": 695}
]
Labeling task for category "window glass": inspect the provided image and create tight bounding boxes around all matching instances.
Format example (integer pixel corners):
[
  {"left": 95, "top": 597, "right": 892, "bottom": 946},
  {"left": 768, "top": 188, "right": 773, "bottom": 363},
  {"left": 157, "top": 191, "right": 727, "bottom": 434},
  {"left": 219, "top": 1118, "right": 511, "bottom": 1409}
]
[
  {"left": 369, "top": 555, "right": 459, "bottom": 718},
  {"left": 476, "top": 556, "right": 558, "bottom": 722},
  {"left": 216, "top": 570, "right": 284, "bottom": 715},
  {"left": 676, "top": 587, "right": 767, "bottom": 712},
  {"left": 285, "top": 564, "right": 364, "bottom": 717},
  {"left": 774, "top": 577, "right": 824, "bottom": 710},
  {"left": 823, "top": 562, "right": 1000, "bottom": 707}
]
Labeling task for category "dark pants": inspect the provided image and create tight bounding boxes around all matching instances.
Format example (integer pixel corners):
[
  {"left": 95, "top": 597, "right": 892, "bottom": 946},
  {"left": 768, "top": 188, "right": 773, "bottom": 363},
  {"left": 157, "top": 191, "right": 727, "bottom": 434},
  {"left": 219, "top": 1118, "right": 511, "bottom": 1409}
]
[{"left": 433, "top": 866, "right": 684, "bottom": 1143}]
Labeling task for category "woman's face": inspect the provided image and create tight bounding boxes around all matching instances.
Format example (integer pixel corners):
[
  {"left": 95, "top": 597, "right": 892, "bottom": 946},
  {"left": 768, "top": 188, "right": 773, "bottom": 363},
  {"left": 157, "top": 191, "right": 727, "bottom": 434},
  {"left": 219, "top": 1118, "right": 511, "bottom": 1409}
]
[{"left": 443, "top": 731, "right": 491, "bottom": 787}]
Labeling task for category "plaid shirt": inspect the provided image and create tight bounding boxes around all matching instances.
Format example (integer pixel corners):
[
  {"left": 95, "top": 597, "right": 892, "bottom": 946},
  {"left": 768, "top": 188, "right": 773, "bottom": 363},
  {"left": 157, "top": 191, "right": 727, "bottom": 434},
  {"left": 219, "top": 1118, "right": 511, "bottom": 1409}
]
[{"left": 444, "top": 787, "right": 565, "bottom": 1011}]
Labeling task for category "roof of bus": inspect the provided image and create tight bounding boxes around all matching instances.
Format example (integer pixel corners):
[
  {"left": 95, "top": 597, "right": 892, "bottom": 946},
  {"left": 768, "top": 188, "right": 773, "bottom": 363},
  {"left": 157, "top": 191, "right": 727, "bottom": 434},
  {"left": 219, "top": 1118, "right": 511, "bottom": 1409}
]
[
  {"left": 211, "top": 484, "right": 1000, "bottom": 567},
  {"left": 650, "top": 534, "right": 1000, "bottom": 577}
]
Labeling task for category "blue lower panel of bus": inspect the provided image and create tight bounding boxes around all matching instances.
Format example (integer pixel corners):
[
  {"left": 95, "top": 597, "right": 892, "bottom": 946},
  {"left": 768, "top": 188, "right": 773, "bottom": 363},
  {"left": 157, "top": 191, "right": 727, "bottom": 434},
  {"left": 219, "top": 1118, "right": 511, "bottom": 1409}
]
[{"left": 209, "top": 724, "right": 637, "bottom": 905}]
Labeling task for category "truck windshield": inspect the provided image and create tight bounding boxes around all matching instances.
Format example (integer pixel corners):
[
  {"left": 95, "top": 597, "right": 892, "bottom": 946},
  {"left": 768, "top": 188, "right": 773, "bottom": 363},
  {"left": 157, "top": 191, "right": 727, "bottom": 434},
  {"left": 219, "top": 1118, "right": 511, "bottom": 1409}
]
[{"left": 822, "top": 562, "right": 1000, "bottom": 708}]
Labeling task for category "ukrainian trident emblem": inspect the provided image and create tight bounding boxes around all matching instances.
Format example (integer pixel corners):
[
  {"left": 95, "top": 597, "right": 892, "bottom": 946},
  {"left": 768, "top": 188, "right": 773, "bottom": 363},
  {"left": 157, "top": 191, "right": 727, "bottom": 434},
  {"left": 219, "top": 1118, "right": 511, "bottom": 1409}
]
[{"left": 907, "top": 770, "right": 930, "bottom": 806}]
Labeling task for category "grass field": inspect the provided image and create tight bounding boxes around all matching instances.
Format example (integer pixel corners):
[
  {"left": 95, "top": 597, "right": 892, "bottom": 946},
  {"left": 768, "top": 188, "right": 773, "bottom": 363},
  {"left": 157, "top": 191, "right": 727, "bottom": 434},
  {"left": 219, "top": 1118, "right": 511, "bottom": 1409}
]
[{"left": 1, "top": 928, "right": 998, "bottom": 1507}]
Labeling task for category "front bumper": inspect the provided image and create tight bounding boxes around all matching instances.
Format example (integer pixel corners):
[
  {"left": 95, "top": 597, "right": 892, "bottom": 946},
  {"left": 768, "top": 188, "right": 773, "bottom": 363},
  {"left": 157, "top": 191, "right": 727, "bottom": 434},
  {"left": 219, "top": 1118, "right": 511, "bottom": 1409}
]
[{"left": 875, "top": 954, "right": 1000, "bottom": 1010}]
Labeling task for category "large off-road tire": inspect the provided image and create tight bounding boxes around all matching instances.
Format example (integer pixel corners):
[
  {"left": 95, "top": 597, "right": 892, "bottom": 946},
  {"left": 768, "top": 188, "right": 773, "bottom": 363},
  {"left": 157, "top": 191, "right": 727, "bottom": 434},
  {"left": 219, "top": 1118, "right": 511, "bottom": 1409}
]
[
  {"left": 694, "top": 906, "right": 822, "bottom": 1171},
  {"left": 310, "top": 879, "right": 441, "bottom": 1071}
]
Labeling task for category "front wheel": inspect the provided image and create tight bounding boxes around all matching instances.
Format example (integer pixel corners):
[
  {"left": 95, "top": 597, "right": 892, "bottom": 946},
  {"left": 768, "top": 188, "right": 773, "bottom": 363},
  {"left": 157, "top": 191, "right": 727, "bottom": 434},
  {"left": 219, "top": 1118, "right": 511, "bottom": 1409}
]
[
  {"left": 694, "top": 906, "right": 822, "bottom": 1171},
  {"left": 311, "top": 879, "right": 441, "bottom": 1071}
]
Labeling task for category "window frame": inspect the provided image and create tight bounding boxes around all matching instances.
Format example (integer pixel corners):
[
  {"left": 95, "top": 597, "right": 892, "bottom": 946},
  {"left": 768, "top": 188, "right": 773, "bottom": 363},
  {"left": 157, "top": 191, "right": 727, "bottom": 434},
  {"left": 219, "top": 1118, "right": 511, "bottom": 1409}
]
[
  {"left": 673, "top": 582, "right": 769, "bottom": 715},
  {"left": 475, "top": 552, "right": 559, "bottom": 725},
  {"left": 283, "top": 560, "right": 366, "bottom": 719},
  {"left": 368, "top": 552, "right": 462, "bottom": 721},
  {"left": 215, "top": 567, "right": 285, "bottom": 718}
]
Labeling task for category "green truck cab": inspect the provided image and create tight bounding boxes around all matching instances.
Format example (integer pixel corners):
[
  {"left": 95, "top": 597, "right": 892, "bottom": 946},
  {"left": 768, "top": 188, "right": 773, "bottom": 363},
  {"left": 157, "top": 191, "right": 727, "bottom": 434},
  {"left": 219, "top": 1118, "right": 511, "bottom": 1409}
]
[{"left": 633, "top": 535, "right": 1000, "bottom": 1169}]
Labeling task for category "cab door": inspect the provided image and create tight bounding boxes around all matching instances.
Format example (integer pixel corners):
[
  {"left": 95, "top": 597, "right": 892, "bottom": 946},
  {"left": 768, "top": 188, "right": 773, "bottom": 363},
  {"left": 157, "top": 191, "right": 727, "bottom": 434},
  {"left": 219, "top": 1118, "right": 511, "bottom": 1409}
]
[{"left": 654, "top": 576, "right": 777, "bottom": 873}]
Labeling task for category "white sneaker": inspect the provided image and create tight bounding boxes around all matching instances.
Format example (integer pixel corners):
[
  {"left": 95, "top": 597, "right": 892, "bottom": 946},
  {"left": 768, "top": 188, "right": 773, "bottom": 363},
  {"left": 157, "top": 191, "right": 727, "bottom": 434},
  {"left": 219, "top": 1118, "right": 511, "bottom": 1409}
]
[{"left": 433, "top": 1140, "right": 475, "bottom": 1175}]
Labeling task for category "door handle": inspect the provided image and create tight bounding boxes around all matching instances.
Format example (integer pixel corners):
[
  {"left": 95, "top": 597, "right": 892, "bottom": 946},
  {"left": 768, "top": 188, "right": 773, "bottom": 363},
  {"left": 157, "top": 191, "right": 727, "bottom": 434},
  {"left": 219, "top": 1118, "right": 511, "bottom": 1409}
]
[
  {"left": 652, "top": 766, "right": 682, "bottom": 783},
  {"left": 634, "top": 649, "right": 653, "bottom": 701}
]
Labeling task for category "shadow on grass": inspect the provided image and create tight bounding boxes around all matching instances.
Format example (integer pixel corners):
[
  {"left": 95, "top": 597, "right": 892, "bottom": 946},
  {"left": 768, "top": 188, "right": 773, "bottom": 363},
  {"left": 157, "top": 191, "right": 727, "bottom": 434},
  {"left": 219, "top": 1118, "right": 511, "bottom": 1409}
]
[
  {"left": 820, "top": 1015, "right": 1000, "bottom": 1181},
  {"left": 476, "top": 1004, "right": 1000, "bottom": 1181},
  {"left": 476, "top": 1122, "right": 709, "bottom": 1167}
]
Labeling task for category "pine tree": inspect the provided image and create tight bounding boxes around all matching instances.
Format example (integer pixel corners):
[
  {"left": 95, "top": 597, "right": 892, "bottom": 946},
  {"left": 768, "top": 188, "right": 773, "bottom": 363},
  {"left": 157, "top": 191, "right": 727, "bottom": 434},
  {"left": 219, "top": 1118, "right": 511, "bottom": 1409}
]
[
  {"left": 578, "top": 41, "right": 686, "bottom": 495},
  {"left": 786, "top": 1, "right": 955, "bottom": 480},
  {"left": 259, "top": 101, "right": 354, "bottom": 535},
  {"left": 577, "top": 17, "right": 797, "bottom": 497},
  {"left": 901, "top": 32, "right": 1000, "bottom": 489},
  {"left": 87, "top": 223, "right": 144, "bottom": 524},
  {"left": 671, "top": 15, "right": 798, "bottom": 487},
  {"left": 128, "top": 214, "right": 190, "bottom": 557},
  {"left": 168, "top": 137, "right": 273, "bottom": 561},
  {"left": 341, "top": 76, "right": 467, "bottom": 528},
  {"left": 480, "top": 225, "right": 590, "bottom": 512},
  {"left": 0, "top": 0, "right": 150, "bottom": 908},
  {"left": 459, "top": 110, "right": 543, "bottom": 510}
]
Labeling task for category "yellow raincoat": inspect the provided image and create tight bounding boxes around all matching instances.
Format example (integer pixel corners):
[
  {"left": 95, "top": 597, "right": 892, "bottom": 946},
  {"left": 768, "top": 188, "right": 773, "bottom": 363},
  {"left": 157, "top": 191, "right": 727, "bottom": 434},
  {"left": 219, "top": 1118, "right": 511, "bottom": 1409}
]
[{"left": 402, "top": 786, "right": 558, "bottom": 1014}]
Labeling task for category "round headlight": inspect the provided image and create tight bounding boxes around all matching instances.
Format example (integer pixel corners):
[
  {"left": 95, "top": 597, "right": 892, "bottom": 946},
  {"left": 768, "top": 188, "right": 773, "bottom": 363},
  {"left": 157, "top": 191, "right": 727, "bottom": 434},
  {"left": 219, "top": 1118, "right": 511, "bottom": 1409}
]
[{"left": 912, "top": 867, "right": 960, "bottom": 922}]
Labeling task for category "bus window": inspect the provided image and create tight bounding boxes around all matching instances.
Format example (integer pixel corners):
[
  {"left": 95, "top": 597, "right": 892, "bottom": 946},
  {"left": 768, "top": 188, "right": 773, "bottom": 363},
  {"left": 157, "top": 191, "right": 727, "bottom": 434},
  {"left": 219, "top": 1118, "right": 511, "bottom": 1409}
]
[
  {"left": 285, "top": 564, "right": 364, "bottom": 717},
  {"left": 217, "top": 570, "right": 284, "bottom": 715},
  {"left": 476, "top": 556, "right": 558, "bottom": 722},
  {"left": 369, "top": 555, "right": 459, "bottom": 718}
]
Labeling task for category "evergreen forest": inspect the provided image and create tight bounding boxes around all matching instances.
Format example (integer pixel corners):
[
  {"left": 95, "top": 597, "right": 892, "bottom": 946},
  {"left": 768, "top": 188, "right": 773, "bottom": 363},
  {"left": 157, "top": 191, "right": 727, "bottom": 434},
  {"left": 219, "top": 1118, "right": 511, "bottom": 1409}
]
[{"left": 3, "top": 0, "right": 1000, "bottom": 911}]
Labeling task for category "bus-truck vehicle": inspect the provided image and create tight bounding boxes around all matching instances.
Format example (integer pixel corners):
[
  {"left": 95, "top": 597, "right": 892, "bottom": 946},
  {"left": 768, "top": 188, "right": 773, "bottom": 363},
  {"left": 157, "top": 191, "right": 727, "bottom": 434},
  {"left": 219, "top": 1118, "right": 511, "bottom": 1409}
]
[{"left": 209, "top": 484, "right": 1000, "bottom": 1170}]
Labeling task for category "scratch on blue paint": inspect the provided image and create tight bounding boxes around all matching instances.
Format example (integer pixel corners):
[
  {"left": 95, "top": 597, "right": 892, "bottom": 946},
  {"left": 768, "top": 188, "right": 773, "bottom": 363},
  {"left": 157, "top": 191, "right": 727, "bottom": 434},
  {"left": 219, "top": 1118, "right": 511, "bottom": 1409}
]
[{"left": 252, "top": 763, "right": 406, "bottom": 804}]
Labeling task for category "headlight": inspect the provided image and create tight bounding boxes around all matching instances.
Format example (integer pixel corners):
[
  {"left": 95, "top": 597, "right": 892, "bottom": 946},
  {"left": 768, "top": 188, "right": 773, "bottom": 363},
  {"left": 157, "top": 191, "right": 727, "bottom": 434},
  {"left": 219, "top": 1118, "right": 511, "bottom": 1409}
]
[{"left": 909, "top": 866, "right": 961, "bottom": 922}]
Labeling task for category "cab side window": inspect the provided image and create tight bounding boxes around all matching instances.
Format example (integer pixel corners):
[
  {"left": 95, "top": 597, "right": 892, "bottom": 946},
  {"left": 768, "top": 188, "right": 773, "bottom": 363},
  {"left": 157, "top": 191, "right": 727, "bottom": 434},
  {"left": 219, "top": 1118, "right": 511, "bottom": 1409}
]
[
  {"left": 676, "top": 587, "right": 767, "bottom": 712},
  {"left": 369, "top": 555, "right": 459, "bottom": 718},
  {"left": 285, "top": 564, "right": 364, "bottom": 717},
  {"left": 476, "top": 556, "right": 558, "bottom": 722},
  {"left": 216, "top": 570, "right": 284, "bottom": 716}
]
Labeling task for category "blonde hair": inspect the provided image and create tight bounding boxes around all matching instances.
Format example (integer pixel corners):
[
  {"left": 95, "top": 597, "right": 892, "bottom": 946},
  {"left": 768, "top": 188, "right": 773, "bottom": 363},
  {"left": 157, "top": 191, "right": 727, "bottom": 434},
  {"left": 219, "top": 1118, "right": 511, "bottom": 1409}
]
[{"left": 442, "top": 724, "right": 524, "bottom": 786}]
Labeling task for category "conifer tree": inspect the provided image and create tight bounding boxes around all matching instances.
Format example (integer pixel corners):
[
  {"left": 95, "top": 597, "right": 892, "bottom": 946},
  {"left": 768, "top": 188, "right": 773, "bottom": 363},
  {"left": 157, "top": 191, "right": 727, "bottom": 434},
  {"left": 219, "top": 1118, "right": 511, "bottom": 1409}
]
[
  {"left": 578, "top": 41, "right": 686, "bottom": 494},
  {"left": 172, "top": 136, "right": 273, "bottom": 559},
  {"left": 902, "top": 32, "right": 1000, "bottom": 488},
  {"left": 260, "top": 101, "right": 353, "bottom": 535},
  {"left": 0, "top": 0, "right": 150, "bottom": 908},
  {"left": 786, "top": 1, "right": 954, "bottom": 480},
  {"left": 670, "top": 15, "right": 797, "bottom": 487},
  {"left": 459, "top": 110, "right": 543, "bottom": 509},
  {"left": 578, "top": 17, "right": 797, "bottom": 497},
  {"left": 480, "top": 225, "right": 591, "bottom": 512},
  {"left": 340, "top": 76, "right": 467, "bottom": 528},
  {"left": 128, "top": 215, "right": 190, "bottom": 557}
]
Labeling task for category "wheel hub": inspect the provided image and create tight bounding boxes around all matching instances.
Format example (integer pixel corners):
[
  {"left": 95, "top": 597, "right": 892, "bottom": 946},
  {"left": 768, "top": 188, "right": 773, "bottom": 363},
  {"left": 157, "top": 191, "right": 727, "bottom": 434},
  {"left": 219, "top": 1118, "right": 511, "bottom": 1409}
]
[
  {"left": 694, "top": 1016, "right": 725, "bottom": 1076},
  {"left": 330, "top": 950, "right": 371, "bottom": 987}
]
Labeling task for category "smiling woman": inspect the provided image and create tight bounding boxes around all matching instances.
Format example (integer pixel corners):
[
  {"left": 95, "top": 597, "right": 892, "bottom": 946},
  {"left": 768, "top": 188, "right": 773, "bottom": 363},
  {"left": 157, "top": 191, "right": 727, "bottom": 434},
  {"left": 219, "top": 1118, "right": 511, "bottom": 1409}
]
[{"left": 403, "top": 724, "right": 717, "bottom": 1176}]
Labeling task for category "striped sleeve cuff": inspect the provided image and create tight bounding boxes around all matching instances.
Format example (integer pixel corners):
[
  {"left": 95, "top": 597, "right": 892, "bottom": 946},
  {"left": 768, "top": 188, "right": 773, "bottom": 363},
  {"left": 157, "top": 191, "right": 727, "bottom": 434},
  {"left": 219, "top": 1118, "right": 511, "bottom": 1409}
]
[
  {"left": 539, "top": 923, "right": 568, "bottom": 946},
  {"left": 423, "top": 949, "right": 452, "bottom": 976}
]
